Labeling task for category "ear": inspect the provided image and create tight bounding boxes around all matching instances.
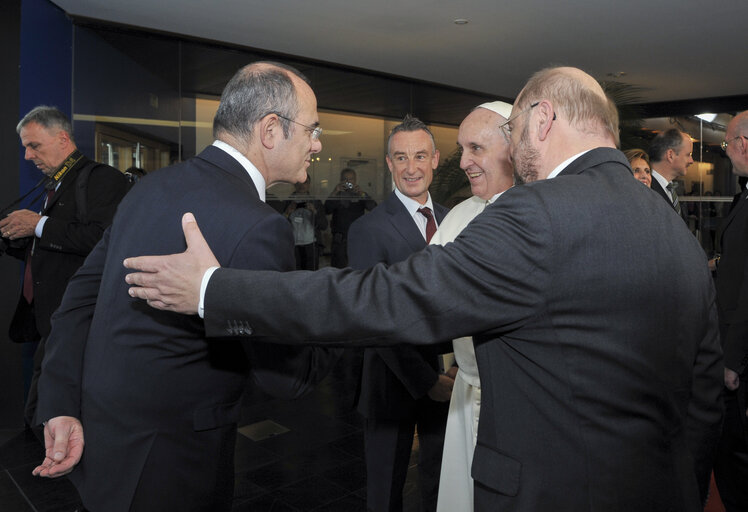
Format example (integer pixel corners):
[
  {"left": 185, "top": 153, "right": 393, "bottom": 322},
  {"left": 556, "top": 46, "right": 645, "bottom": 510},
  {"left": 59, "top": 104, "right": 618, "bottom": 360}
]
[
  {"left": 666, "top": 148, "right": 676, "bottom": 163},
  {"left": 258, "top": 114, "right": 280, "bottom": 150},
  {"left": 57, "top": 130, "right": 71, "bottom": 148},
  {"left": 431, "top": 149, "right": 440, "bottom": 169},
  {"left": 535, "top": 100, "right": 555, "bottom": 142}
]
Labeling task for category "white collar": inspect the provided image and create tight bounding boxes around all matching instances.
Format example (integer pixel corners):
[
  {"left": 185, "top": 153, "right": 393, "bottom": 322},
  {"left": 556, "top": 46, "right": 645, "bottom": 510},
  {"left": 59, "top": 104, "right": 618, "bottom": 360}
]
[
  {"left": 547, "top": 150, "right": 592, "bottom": 180},
  {"left": 394, "top": 187, "right": 435, "bottom": 215},
  {"left": 212, "top": 140, "right": 266, "bottom": 202}
]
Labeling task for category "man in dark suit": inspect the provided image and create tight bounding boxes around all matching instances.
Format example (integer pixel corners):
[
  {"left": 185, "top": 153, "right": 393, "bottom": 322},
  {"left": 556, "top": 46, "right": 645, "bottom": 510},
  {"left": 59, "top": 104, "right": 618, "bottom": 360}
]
[
  {"left": 125, "top": 67, "right": 723, "bottom": 512},
  {"left": 348, "top": 115, "right": 451, "bottom": 512},
  {"left": 713, "top": 110, "right": 748, "bottom": 512},
  {"left": 0, "top": 106, "right": 127, "bottom": 425},
  {"left": 31, "top": 62, "right": 337, "bottom": 512},
  {"left": 649, "top": 128, "right": 693, "bottom": 223}
]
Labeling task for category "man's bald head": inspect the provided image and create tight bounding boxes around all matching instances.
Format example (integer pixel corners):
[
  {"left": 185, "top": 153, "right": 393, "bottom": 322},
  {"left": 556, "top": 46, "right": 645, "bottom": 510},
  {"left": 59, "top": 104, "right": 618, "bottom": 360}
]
[
  {"left": 725, "top": 110, "right": 748, "bottom": 176},
  {"left": 213, "top": 61, "right": 309, "bottom": 141},
  {"left": 515, "top": 67, "right": 619, "bottom": 147}
]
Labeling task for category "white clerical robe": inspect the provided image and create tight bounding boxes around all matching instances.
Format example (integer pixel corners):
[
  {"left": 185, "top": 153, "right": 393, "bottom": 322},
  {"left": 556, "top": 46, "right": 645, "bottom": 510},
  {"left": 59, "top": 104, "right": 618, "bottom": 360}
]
[{"left": 431, "top": 195, "right": 490, "bottom": 512}]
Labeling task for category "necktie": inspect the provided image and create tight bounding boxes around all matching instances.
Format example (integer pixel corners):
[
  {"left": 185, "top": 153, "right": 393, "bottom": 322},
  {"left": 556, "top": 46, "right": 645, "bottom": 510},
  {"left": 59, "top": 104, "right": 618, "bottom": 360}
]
[
  {"left": 667, "top": 182, "right": 681, "bottom": 215},
  {"left": 22, "top": 189, "right": 54, "bottom": 303},
  {"left": 418, "top": 207, "right": 436, "bottom": 243}
]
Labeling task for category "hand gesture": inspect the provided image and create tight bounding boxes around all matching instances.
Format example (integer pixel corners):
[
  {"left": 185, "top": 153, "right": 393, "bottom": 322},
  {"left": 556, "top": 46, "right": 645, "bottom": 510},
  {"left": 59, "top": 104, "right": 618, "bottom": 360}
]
[
  {"left": 32, "top": 416, "right": 85, "bottom": 478},
  {"left": 124, "top": 212, "right": 219, "bottom": 314}
]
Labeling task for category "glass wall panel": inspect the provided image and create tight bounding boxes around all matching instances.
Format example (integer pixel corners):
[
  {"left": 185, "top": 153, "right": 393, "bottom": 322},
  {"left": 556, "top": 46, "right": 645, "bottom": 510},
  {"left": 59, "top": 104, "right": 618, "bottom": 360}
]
[{"left": 628, "top": 113, "right": 737, "bottom": 257}]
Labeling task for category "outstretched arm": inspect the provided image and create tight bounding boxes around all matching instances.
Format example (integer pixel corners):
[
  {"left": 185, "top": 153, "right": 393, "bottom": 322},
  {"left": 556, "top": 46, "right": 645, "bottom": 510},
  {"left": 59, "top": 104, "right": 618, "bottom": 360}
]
[
  {"left": 32, "top": 416, "right": 85, "bottom": 478},
  {"left": 124, "top": 212, "right": 218, "bottom": 314}
]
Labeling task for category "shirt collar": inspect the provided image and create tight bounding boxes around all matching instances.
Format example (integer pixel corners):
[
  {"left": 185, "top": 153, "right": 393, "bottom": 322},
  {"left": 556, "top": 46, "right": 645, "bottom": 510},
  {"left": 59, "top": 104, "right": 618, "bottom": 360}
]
[
  {"left": 650, "top": 169, "right": 670, "bottom": 190},
  {"left": 487, "top": 188, "right": 511, "bottom": 204},
  {"left": 394, "top": 187, "right": 434, "bottom": 216},
  {"left": 546, "top": 150, "right": 592, "bottom": 180},
  {"left": 212, "top": 140, "right": 266, "bottom": 202}
]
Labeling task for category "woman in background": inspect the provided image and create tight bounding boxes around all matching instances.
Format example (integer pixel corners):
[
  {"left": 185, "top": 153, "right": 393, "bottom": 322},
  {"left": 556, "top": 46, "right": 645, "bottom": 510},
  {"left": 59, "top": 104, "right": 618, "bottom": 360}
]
[{"left": 624, "top": 148, "right": 652, "bottom": 187}]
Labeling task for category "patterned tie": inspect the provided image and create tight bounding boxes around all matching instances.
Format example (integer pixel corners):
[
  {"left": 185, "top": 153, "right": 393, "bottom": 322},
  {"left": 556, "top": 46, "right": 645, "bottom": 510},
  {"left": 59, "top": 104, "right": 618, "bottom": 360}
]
[
  {"left": 23, "top": 189, "right": 54, "bottom": 303},
  {"left": 666, "top": 182, "right": 681, "bottom": 215},
  {"left": 418, "top": 207, "right": 436, "bottom": 243}
]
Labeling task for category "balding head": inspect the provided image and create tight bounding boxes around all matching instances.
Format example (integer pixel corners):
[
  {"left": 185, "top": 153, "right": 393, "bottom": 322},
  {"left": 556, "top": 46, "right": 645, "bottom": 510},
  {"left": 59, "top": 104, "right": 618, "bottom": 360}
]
[
  {"left": 514, "top": 67, "right": 619, "bottom": 147},
  {"left": 213, "top": 61, "right": 309, "bottom": 142},
  {"left": 507, "top": 67, "right": 619, "bottom": 183},
  {"left": 725, "top": 110, "right": 748, "bottom": 176}
]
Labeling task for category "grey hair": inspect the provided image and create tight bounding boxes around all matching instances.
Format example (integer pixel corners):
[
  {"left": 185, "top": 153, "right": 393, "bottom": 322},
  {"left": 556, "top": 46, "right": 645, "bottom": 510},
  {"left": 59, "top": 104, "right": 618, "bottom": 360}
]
[
  {"left": 17, "top": 106, "right": 74, "bottom": 143},
  {"left": 213, "top": 61, "right": 310, "bottom": 140},
  {"left": 649, "top": 129, "right": 686, "bottom": 162},
  {"left": 387, "top": 114, "right": 436, "bottom": 156}
]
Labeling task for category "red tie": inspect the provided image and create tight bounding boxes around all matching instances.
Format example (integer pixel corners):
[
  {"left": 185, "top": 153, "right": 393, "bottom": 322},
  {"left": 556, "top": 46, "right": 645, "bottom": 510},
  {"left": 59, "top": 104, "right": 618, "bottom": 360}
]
[
  {"left": 418, "top": 207, "right": 436, "bottom": 243},
  {"left": 22, "top": 189, "right": 54, "bottom": 303}
]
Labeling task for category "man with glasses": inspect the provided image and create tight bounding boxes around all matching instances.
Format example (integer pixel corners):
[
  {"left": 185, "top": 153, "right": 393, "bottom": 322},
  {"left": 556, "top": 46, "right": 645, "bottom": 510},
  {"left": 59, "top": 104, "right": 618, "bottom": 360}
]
[
  {"left": 31, "top": 61, "right": 337, "bottom": 512},
  {"left": 124, "top": 66, "right": 722, "bottom": 512},
  {"left": 713, "top": 110, "right": 748, "bottom": 512}
]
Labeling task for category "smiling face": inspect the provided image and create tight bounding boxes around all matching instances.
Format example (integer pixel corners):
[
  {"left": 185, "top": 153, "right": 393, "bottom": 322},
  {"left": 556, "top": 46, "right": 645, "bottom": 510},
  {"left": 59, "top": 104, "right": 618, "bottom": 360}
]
[
  {"left": 386, "top": 129, "right": 439, "bottom": 204},
  {"left": 19, "top": 121, "right": 74, "bottom": 176},
  {"left": 458, "top": 108, "right": 514, "bottom": 200},
  {"left": 630, "top": 157, "right": 652, "bottom": 187}
]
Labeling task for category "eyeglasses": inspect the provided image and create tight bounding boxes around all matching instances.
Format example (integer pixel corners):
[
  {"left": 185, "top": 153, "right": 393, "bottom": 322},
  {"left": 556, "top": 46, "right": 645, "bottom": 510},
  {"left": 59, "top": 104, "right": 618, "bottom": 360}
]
[
  {"left": 721, "top": 135, "right": 746, "bottom": 151},
  {"left": 275, "top": 114, "right": 323, "bottom": 140},
  {"left": 498, "top": 102, "right": 540, "bottom": 140}
]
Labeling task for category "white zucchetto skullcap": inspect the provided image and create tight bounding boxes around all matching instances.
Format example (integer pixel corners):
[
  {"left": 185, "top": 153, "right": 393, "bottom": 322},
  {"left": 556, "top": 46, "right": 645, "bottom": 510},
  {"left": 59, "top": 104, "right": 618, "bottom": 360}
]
[{"left": 477, "top": 101, "right": 513, "bottom": 119}]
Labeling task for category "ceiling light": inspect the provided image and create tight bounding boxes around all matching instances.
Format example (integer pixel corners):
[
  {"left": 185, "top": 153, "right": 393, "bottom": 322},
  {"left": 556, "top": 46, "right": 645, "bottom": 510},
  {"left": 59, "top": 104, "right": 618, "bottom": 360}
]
[
  {"left": 695, "top": 113, "right": 717, "bottom": 122},
  {"left": 453, "top": 19, "right": 469, "bottom": 25}
]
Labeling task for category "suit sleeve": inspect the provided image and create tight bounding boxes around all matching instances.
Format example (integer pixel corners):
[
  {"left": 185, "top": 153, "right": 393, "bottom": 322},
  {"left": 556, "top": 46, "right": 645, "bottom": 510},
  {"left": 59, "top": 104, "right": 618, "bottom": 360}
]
[
  {"left": 202, "top": 188, "right": 549, "bottom": 346},
  {"left": 223, "top": 212, "right": 339, "bottom": 399},
  {"left": 37, "top": 165, "right": 127, "bottom": 257},
  {"left": 34, "top": 228, "right": 111, "bottom": 423},
  {"left": 348, "top": 220, "right": 440, "bottom": 399}
]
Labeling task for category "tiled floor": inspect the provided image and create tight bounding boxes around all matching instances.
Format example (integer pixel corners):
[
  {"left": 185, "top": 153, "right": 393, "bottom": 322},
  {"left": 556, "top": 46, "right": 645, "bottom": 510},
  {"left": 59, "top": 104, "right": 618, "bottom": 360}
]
[{"left": 0, "top": 350, "right": 425, "bottom": 511}]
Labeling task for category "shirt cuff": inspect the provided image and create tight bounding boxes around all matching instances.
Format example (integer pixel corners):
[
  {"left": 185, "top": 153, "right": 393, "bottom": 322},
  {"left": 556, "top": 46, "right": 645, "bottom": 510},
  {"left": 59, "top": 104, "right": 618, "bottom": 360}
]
[
  {"left": 198, "top": 266, "right": 219, "bottom": 319},
  {"left": 35, "top": 216, "right": 48, "bottom": 238}
]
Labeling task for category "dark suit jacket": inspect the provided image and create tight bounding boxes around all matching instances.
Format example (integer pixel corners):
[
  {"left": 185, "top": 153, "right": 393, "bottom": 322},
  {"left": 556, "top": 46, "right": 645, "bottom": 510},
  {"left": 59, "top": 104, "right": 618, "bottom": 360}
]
[
  {"left": 348, "top": 191, "right": 449, "bottom": 418},
  {"left": 36, "top": 145, "right": 335, "bottom": 512},
  {"left": 650, "top": 171, "right": 688, "bottom": 224},
  {"left": 7, "top": 154, "right": 127, "bottom": 338},
  {"left": 715, "top": 189, "right": 748, "bottom": 373},
  {"left": 204, "top": 148, "right": 723, "bottom": 512}
]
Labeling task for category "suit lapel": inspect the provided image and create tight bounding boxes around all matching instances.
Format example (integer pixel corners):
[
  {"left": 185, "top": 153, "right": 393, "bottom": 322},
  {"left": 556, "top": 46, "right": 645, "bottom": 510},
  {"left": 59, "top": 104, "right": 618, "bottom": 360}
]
[
  {"left": 650, "top": 177, "right": 676, "bottom": 209},
  {"left": 196, "top": 145, "right": 260, "bottom": 200},
  {"left": 384, "top": 192, "right": 426, "bottom": 252}
]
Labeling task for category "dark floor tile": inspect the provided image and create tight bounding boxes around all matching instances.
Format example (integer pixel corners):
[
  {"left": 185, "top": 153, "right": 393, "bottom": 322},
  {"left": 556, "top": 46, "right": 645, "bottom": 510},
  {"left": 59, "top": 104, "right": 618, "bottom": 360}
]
[
  {"left": 7, "top": 462, "right": 82, "bottom": 512},
  {"left": 0, "top": 429, "right": 26, "bottom": 447},
  {"left": 234, "top": 434, "right": 281, "bottom": 473},
  {"left": 0, "top": 428, "right": 44, "bottom": 471},
  {"left": 235, "top": 491, "right": 300, "bottom": 511},
  {"left": 321, "top": 459, "right": 366, "bottom": 493},
  {"left": 0, "top": 470, "right": 34, "bottom": 511},
  {"left": 233, "top": 472, "right": 270, "bottom": 503},
  {"left": 310, "top": 492, "right": 367, "bottom": 512},
  {"left": 272, "top": 474, "right": 349, "bottom": 511},
  {"left": 330, "top": 431, "right": 364, "bottom": 459}
]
